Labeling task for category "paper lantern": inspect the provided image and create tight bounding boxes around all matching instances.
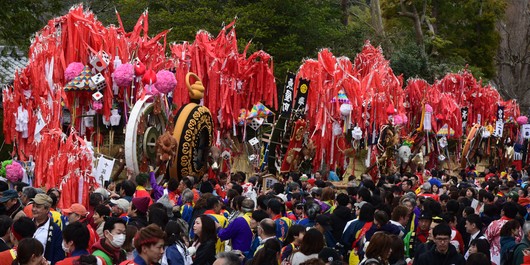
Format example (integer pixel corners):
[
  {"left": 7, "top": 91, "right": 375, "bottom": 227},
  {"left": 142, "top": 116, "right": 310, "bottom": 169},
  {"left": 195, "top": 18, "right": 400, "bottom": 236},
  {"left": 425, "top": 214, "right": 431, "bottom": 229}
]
[{"left": 340, "top": 103, "right": 352, "bottom": 116}]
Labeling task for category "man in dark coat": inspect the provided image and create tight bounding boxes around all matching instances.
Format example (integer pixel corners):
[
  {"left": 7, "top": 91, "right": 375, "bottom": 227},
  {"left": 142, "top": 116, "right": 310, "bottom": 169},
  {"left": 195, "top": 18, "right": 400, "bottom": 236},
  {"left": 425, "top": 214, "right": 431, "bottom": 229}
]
[
  {"left": 330, "top": 193, "right": 353, "bottom": 241},
  {"left": 414, "top": 223, "right": 465, "bottom": 265}
]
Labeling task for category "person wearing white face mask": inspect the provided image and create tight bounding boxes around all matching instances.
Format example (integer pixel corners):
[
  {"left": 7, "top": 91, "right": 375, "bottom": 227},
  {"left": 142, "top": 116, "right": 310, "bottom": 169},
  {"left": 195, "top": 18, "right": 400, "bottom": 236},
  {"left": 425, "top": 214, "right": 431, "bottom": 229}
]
[
  {"left": 57, "top": 222, "right": 103, "bottom": 265},
  {"left": 92, "top": 217, "right": 128, "bottom": 265}
]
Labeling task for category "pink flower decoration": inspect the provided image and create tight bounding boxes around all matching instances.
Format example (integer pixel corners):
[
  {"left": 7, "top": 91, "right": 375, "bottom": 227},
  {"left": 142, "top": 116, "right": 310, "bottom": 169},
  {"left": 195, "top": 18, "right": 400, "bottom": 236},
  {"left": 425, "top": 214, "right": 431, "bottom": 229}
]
[
  {"left": 517, "top": 116, "right": 528, "bottom": 125},
  {"left": 113, "top": 63, "right": 134, "bottom": 87},
  {"left": 155, "top": 70, "right": 177, "bottom": 94},
  {"left": 64, "top": 62, "right": 85, "bottom": 82},
  {"left": 6, "top": 162, "right": 23, "bottom": 182}
]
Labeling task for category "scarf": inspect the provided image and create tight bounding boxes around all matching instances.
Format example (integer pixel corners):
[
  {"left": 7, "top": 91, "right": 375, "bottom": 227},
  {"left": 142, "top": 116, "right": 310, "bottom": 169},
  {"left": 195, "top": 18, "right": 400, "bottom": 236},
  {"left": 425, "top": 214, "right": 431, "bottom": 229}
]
[{"left": 92, "top": 238, "right": 126, "bottom": 264}]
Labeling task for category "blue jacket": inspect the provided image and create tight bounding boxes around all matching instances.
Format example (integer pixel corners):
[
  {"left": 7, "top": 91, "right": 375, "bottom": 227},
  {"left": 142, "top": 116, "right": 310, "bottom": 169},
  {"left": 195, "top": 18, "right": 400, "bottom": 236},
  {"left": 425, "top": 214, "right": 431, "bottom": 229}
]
[
  {"left": 247, "top": 235, "right": 260, "bottom": 259},
  {"left": 165, "top": 244, "right": 185, "bottom": 265},
  {"left": 45, "top": 221, "right": 65, "bottom": 265}
]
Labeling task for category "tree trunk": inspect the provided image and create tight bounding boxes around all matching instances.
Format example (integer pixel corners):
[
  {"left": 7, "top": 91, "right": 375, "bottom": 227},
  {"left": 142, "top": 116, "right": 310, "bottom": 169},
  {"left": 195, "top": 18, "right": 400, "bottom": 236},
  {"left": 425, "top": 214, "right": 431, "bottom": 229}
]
[
  {"left": 370, "top": 0, "right": 385, "bottom": 38},
  {"left": 341, "top": 0, "right": 349, "bottom": 26},
  {"left": 493, "top": 0, "right": 530, "bottom": 112},
  {"left": 398, "top": 0, "right": 424, "bottom": 48}
]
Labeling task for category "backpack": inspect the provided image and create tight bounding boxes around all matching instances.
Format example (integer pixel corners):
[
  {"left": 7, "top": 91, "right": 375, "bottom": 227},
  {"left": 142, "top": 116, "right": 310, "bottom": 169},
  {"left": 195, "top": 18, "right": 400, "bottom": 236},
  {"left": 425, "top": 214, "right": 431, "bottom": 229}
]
[
  {"left": 161, "top": 243, "right": 193, "bottom": 265},
  {"left": 502, "top": 242, "right": 527, "bottom": 265},
  {"left": 359, "top": 258, "right": 381, "bottom": 265}
]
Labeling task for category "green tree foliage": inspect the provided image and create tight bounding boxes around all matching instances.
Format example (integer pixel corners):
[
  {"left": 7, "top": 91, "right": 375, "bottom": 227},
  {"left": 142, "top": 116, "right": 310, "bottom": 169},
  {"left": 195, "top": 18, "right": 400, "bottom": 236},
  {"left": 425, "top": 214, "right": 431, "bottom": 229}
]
[
  {"left": 0, "top": 0, "right": 67, "bottom": 51},
  {"left": 92, "top": 0, "right": 369, "bottom": 79},
  {"left": 0, "top": 0, "right": 506, "bottom": 84},
  {"left": 380, "top": 0, "right": 505, "bottom": 81}
]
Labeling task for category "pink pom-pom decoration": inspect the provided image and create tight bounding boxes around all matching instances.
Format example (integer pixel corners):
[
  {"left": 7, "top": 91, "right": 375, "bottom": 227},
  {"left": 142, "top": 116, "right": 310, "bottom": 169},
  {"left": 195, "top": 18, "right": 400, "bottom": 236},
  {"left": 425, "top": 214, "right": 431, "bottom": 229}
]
[
  {"left": 394, "top": 113, "right": 408, "bottom": 126},
  {"left": 155, "top": 70, "right": 177, "bottom": 94},
  {"left": 394, "top": 115, "right": 403, "bottom": 125},
  {"left": 425, "top": 104, "right": 433, "bottom": 113},
  {"left": 64, "top": 62, "right": 85, "bottom": 82},
  {"left": 517, "top": 116, "right": 528, "bottom": 125},
  {"left": 113, "top": 63, "right": 134, "bottom": 87},
  {"left": 402, "top": 114, "right": 408, "bottom": 124},
  {"left": 144, "top": 85, "right": 160, "bottom": 96},
  {"left": 6, "top": 162, "right": 23, "bottom": 182}
]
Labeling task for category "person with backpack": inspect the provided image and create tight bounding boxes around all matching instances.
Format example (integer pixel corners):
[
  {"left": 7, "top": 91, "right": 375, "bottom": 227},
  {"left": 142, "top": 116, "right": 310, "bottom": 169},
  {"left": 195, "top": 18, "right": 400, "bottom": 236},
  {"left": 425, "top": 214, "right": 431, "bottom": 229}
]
[
  {"left": 341, "top": 202, "right": 375, "bottom": 264},
  {"left": 513, "top": 221, "right": 530, "bottom": 265},
  {"left": 162, "top": 221, "right": 193, "bottom": 265},
  {"left": 500, "top": 220, "right": 520, "bottom": 265}
]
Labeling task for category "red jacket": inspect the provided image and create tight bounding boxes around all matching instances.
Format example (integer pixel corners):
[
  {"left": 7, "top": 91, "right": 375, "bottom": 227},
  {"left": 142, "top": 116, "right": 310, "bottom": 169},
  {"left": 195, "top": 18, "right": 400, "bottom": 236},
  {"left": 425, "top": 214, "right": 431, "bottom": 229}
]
[
  {"left": 522, "top": 255, "right": 530, "bottom": 265},
  {"left": 134, "top": 187, "right": 153, "bottom": 205}
]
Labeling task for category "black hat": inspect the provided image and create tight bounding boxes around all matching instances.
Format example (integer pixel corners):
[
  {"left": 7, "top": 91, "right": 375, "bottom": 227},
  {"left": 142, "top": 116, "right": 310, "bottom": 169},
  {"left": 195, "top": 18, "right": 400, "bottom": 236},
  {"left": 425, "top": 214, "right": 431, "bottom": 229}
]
[
  {"left": 319, "top": 247, "right": 342, "bottom": 263},
  {"left": 418, "top": 212, "right": 432, "bottom": 221},
  {"left": 315, "top": 214, "right": 332, "bottom": 230},
  {"left": 0, "top": 190, "right": 18, "bottom": 203}
]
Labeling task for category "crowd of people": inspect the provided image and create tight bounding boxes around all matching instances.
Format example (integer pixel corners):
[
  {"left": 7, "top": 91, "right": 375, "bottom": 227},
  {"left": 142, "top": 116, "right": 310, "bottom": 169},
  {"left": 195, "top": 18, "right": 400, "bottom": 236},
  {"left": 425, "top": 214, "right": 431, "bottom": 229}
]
[{"left": 4, "top": 165, "right": 530, "bottom": 265}]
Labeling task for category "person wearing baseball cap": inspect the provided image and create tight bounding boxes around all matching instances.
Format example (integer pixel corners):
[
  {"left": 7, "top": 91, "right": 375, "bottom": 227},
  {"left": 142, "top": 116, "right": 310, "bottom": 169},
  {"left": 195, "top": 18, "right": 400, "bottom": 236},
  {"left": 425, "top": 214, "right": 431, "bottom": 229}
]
[
  {"left": 315, "top": 214, "right": 337, "bottom": 249},
  {"left": 63, "top": 203, "right": 98, "bottom": 248},
  {"left": 404, "top": 212, "right": 432, "bottom": 259},
  {"left": 109, "top": 198, "right": 130, "bottom": 222},
  {"left": 0, "top": 189, "right": 25, "bottom": 221},
  {"left": 32, "top": 193, "right": 65, "bottom": 264},
  {"left": 63, "top": 203, "right": 88, "bottom": 224}
]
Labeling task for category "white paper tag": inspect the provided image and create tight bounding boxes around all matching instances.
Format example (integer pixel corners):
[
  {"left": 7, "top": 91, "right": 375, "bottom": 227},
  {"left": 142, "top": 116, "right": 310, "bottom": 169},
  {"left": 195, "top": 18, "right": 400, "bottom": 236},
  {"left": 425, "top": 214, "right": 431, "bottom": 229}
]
[
  {"left": 221, "top": 150, "right": 231, "bottom": 160},
  {"left": 482, "top": 128, "right": 491, "bottom": 138},
  {"left": 438, "top": 137, "right": 448, "bottom": 148},
  {"left": 494, "top": 120, "right": 504, "bottom": 137},
  {"left": 523, "top": 124, "right": 530, "bottom": 139},
  {"left": 249, "top": 137, "right": 260, "bottom": 146},
  {"left": 248, "top": 118, "right": 264, "bottom": 130}
]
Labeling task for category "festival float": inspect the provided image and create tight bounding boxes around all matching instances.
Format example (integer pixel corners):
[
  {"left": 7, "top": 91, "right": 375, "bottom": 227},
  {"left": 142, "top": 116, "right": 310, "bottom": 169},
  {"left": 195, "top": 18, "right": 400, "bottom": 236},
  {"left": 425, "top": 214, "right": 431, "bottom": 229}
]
[
  {"left": 2, "top": 5, "right": 529, "bottom": 206},
  {"left": 1, "top": 5, "right": 277, "bottom": 207},
  {"left": 280, "top": 42, "right": 525, "bottom": 184}
]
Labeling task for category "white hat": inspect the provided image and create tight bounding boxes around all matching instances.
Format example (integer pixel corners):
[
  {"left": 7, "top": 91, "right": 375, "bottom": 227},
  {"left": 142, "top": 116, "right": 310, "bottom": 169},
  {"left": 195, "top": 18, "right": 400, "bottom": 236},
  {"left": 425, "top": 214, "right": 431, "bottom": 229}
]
[
  {"left": 110, "top": 198, "right": 129, "bottom": 211},
  {"left": 94, "top": 188, "right": 109, "bottom": 199}
]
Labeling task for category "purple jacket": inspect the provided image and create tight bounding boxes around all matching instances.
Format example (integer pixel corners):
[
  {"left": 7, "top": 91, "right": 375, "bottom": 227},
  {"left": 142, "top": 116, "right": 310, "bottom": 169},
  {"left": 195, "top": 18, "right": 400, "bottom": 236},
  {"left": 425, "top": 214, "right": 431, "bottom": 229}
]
[
  {"left": 217, "top": 215, "right": 253, "bottom": 252},
  {"left": 149, "top": 172, "right": 164, "bottom": 201}
]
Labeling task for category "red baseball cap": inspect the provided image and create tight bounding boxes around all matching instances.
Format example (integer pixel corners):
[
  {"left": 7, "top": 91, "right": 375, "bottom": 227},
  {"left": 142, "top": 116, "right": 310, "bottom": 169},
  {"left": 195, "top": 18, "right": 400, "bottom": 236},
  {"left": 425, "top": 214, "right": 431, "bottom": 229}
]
[{"left": 62, "top": 203, "right": 88, "bottom": 216}]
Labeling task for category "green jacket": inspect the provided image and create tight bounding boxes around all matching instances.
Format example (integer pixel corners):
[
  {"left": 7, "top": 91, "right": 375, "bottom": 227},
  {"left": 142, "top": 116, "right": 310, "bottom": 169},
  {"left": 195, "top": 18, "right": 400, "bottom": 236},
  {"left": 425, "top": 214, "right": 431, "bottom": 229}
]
[{"left": 513, "top": 236, "right": 530, "bottom": 265}]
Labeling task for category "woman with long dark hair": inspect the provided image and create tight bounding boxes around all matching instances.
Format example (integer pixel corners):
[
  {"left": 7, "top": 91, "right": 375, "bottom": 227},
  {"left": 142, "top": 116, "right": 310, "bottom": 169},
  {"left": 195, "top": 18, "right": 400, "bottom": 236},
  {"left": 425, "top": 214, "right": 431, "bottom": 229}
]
[
  {"left": 162, "top": 220, "right": 192, "bottom": 265},
  {"left": 388, "top": 234, "right": 406, "bottom": 265},
  {"left": 191, "top": 215, "right": 217, "bottom": 265}
]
